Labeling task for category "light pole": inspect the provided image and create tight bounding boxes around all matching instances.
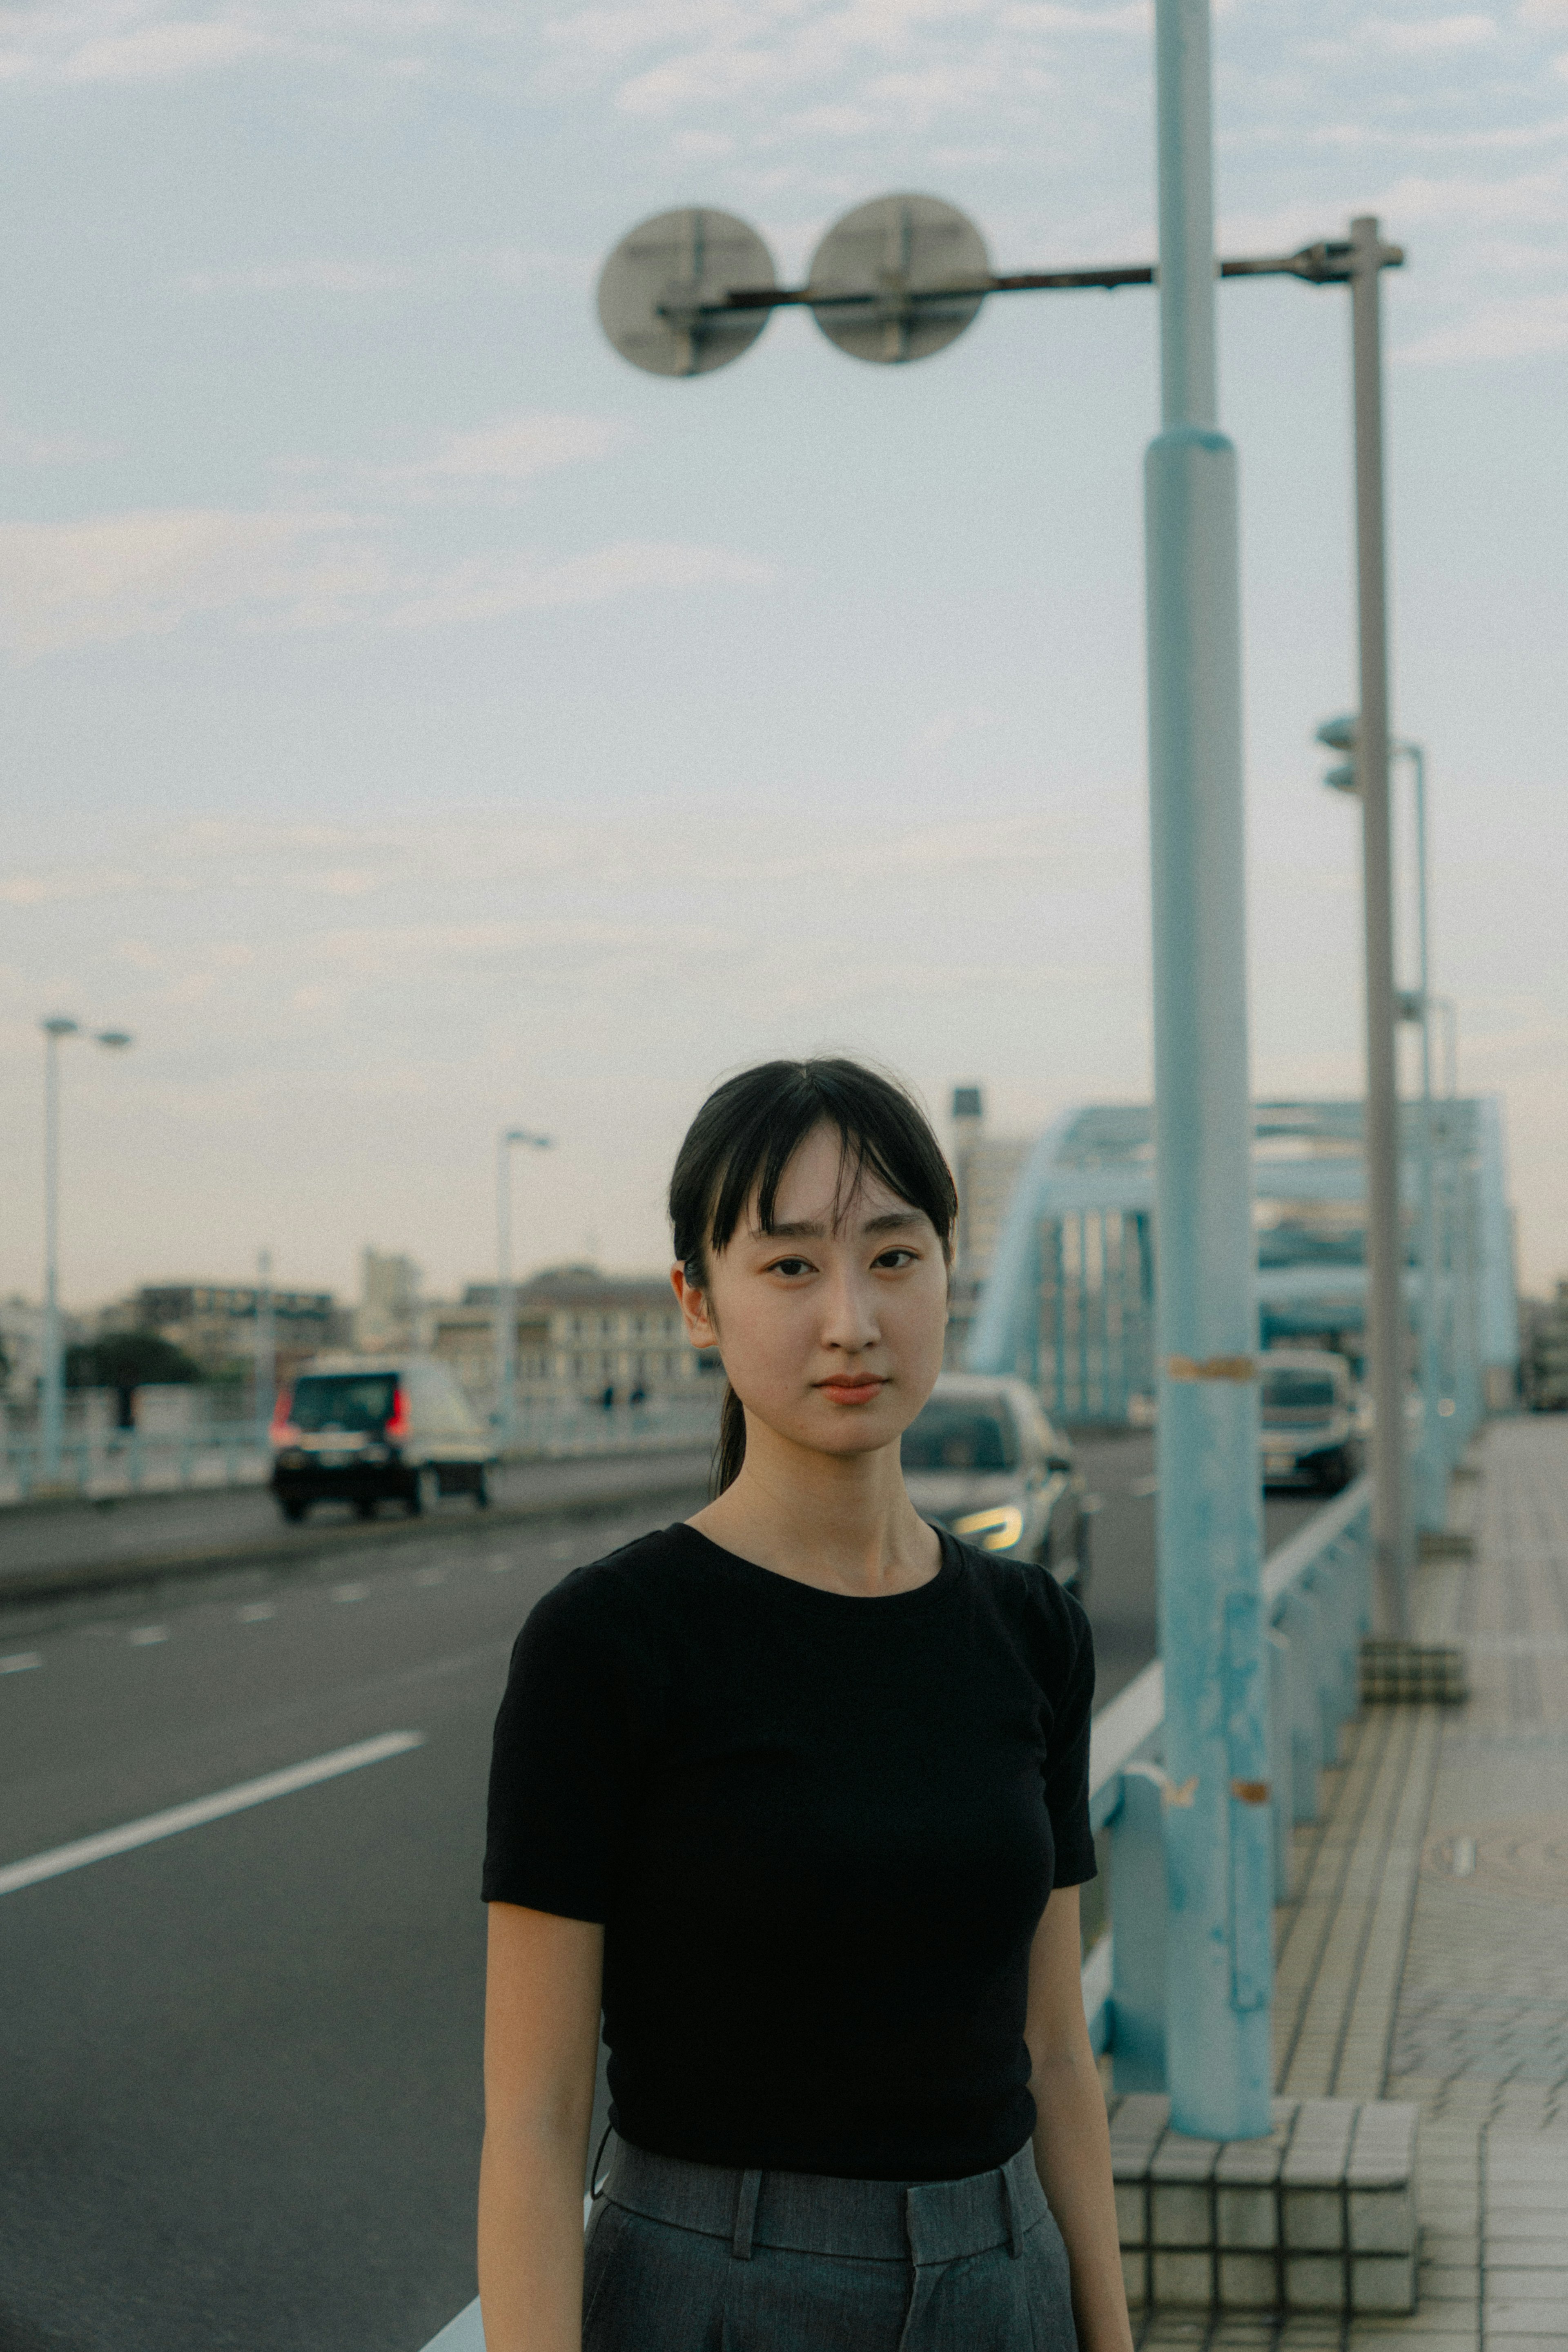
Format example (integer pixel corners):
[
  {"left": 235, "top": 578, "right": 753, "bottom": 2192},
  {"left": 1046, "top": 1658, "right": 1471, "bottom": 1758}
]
[
  {"left": 1142, "top": 0, "right": 1271, "bottom": 2144},
  {"left": 254, "top": 1248, "right": 276, "bottom": 1457},
  {"left": 496, "top": 1128, "right": 551, "bottom": 1451},
  {"left": 39, "top": 1016, "right": 134, "bottom": 1487},
  {"left": 1319, "top": 722, "right": 1444, "bottom": 1537}
]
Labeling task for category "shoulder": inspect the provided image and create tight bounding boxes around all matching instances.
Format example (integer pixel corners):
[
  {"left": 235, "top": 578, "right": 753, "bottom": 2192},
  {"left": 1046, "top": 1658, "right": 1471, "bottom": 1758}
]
[
  {"left": 516, "top": 1524, "right": 704, "bottom": 1662},
  {"left": 949, "top": 1539, "right": 1094, "bottom": 1683}
]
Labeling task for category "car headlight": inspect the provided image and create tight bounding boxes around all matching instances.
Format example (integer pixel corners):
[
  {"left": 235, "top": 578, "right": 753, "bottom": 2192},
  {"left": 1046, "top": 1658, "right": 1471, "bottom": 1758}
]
[{"left": 952, "top": 1505, "right": 1025, "bottom": 1552}]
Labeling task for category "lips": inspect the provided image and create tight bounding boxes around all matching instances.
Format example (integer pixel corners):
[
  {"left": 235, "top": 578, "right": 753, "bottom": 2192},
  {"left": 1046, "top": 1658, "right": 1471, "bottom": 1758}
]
[{"left": 817, "top": 1376, "right": 886, "bottom": 1403}]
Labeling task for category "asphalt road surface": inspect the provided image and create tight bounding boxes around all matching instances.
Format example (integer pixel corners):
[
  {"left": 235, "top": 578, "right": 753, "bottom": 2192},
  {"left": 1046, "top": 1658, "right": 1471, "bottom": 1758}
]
[{"left": 0, "top": 1441, "right": 1323, "bottom": 2352}]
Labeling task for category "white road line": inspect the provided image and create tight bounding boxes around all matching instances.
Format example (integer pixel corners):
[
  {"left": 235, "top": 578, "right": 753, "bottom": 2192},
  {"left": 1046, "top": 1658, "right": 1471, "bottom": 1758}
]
[
  {"left": 0, "top": 1730, "right": 424, "bottom": 1899},
  {"left": 2, "top": 1653, "right": 42, "bottom": 1674},
  {"left": 237, "top": 1602, "right": 275, "bottom": 1622},
  {"left": 128, "top": 1626, "right": 168, "bottom": 1645}
]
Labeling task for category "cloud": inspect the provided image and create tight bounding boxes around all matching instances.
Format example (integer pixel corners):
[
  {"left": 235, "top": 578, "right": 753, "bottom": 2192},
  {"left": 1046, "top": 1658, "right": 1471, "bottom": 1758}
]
[
  {"left": 379, "top": 540, "right": 779, "bottom": 628},
  {"left": 60, "top": 18, "right": 275, "bottom": 80},
  {"left": 0, "top": 506, "right": 377, "bottom": 655},
  {"left": 0, "top": 505, "right": 776, "bottom": 655},
  {"left": 180, "top": 259, "right": 419, "bottom": 295},
  {"left": 1359, "top": 10, "right": 1497, "bottom": 51},
  {"left": 1397, "top": 285, "right": 1568, "bottom": 359},
  {"left": 0, "top": 415, "right": 114, "bottom": 465},
  {"left": 381, "top": 410, "right": 632, "bottom": 489}
]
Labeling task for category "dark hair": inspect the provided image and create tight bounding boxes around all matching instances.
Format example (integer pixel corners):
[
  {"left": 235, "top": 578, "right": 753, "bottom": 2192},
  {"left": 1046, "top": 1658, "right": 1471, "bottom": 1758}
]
[{"left": 669, "top": 1058, "right": 958, "bottom": 1496}]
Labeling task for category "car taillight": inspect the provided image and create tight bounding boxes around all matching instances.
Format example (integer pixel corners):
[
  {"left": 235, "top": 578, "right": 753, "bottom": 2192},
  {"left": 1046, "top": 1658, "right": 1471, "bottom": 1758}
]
[
  {"left": 270, "top": 1387, "right": 297, "bottom": 1445},
  {"left": 385, "top": 1384, "right": 410, "bottom": 1442}
]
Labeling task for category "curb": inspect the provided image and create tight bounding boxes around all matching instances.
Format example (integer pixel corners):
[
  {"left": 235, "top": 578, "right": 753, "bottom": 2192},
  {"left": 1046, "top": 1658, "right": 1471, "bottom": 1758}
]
[{"left": 0, "top": 1456, "right": 712, "bottom": 1612}]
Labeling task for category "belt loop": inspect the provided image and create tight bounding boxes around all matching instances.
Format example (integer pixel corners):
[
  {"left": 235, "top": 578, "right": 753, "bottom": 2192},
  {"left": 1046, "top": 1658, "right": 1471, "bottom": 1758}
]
[
  {"left": 732, "top": 2167, "right": 762, "bottom": 2261},
  {"left": 1002, "top": 2160, "right": 1024, "bottom": 2259}
]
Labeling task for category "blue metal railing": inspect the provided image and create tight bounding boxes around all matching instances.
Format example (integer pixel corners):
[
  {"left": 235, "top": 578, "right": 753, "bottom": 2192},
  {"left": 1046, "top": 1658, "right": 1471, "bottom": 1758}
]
[
  {"left": 416, "top": 1478, "right": 1373, "bottom": 2351},
  {"left": 1085, "top": 1474, "right": 1372, "bottom": 2086}
]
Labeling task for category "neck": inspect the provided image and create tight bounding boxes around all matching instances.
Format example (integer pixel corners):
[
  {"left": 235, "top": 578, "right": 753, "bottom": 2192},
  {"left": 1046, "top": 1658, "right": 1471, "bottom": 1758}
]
[{"left": 690, "top": 1412, "right": 939, "bottom": 1597}]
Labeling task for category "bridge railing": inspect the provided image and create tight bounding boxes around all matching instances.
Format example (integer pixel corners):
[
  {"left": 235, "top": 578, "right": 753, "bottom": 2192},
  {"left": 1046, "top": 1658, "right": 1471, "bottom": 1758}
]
[
  {"left": 0, "top": 1398, "right": 720, "bottom": 1508},
  {"left": 1083, "top": 1474, "right": 1373, "bottom": 2087},
  {"left": 416, "top": 1478, "right": 1374, "bottom": 2352}
]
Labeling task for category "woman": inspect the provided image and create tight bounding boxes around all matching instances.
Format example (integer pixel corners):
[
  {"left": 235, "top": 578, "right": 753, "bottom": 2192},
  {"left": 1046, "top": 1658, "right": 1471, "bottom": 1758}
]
[{"left": 478, "top": 1059, "right": 1134, "bottom": 2352}]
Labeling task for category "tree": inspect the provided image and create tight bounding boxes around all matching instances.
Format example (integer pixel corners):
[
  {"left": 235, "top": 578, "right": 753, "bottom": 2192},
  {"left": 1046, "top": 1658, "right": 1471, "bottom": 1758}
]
[{"left": 67, "top": 1330, "right": 202, "bottom": 1429}]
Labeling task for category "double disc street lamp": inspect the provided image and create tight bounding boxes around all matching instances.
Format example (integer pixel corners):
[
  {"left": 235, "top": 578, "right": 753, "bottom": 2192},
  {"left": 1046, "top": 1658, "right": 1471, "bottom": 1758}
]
[
  {"left": 1319, "top": 719, "right": 1446, "bottom": 1537},
  {"left": 496, "top": 1128, "right": 552, "bottom": 1451},
  {"left": 598, "top": 0, "right": 1407, "bottom": 2143},
  {"left": 38, "top": 1015, "right": 134, "bottom": 1487}
]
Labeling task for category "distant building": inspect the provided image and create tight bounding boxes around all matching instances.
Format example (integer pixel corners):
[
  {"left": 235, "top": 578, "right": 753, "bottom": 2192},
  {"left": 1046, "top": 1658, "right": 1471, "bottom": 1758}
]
[
  {"left": 354, "top": 1249, "right": 423, "bottom": 1356},
  {"left": 118, "top": 1282, "right": 344, "bottom": 1382},
  {"left": 431, "top": 1264, "right": 719, "bottom": 1415},
  {"left": 946, "top": 1085, "right": 1033, "bottom": 1366}
]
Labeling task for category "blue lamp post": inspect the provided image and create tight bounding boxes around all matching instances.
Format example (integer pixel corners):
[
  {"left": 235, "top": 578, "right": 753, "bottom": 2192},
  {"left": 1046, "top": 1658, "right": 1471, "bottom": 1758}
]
[{"left": 1144, "top": 0, "right": 1272, "bottom": 2142}]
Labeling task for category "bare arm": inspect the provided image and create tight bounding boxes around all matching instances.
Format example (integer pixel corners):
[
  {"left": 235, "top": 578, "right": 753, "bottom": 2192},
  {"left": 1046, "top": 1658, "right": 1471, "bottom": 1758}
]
[
  {"left": 1024, "top": 1888, "right": 1134, "bottom": 2352},
  {"left": 478, "top": 1902, "right": 604, "bottom": 2352}
]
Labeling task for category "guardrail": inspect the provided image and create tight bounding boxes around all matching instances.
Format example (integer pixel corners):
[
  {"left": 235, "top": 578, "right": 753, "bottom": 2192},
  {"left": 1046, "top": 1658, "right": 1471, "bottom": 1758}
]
[
  {"left": 416, "top": 1478, "right": 1374, "bottom": 2352},
  {"left": 1083, "top": 1474, "right": 1372, "bottom": 2087},
  {"left": 0, "top": 1400, "right": 721, "bottom": 1508},
  {"left": 0, "top": 1428, "right": 270, "bottom": 1506}
]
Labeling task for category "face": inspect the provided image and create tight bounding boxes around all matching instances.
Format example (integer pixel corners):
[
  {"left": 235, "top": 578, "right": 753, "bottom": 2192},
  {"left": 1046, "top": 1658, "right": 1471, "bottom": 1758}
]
[{"left": 672, "top": 1122, "right": 949, "bottom": 1464}]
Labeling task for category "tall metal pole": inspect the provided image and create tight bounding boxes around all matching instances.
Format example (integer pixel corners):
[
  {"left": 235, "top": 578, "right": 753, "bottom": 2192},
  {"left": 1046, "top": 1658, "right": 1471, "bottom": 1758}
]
[
  {"left": 496, "top": 1134, "right": 517, "bottom": 1453},
  {"left": 1147, "top": 0, "right": 1272, "bottom": 2141},
  {"left": 1350, "top": 214, "right": 1412, "bottom": 1636},
  {"left": 255, "top": 1248, "right": 276, "bottom": 1455},
  {"left": 1406, "top": 745, "right": 1444, "bottom": 1532},
  {"left": 40, "top": 1021, "right": 69, "bottom": 1485}
]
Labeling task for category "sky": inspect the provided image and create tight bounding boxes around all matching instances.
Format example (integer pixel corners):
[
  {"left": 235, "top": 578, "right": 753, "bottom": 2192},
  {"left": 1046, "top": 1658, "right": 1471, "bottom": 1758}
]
[{"left": 2, "top": 0, "right": 1565, "bottom": 1316}]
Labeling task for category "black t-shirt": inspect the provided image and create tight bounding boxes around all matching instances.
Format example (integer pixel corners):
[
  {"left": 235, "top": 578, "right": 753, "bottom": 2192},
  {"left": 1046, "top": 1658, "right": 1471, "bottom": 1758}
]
[{"left": 482, "top": 1522, "right": 1096, "bottom": 2182}]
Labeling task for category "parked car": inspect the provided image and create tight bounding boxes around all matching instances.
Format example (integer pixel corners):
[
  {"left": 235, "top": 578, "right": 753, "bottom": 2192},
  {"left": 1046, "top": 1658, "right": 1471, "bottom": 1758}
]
[
  {"left": 269, "top": 1355, "right": 494, "bottom": 1523},
  {"left": 1259, "top": 1349, "right": 1363, "bottom": 1493},
  {"left": 900, "top": 1372, "right": 1090, "bottom": 1595}
]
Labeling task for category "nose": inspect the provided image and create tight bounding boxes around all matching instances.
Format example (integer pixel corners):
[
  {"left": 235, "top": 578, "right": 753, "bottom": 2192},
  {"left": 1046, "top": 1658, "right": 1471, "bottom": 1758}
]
[{"left": 819, "top": 1260, "right": 881, "bottom": 1356}]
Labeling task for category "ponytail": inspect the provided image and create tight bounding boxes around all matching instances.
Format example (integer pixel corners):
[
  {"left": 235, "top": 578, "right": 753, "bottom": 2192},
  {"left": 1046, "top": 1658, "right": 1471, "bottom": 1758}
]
[{"left": 713, "top": 1381, "right": 747, "bottom": 1498}]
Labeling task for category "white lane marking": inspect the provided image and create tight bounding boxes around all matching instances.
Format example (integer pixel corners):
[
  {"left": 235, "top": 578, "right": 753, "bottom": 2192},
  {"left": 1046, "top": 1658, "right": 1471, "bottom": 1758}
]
[
  {"left": 332, "top": 1582, "right": 369, "bottom": 1603},
  {"left": 0, "top": 1730, "right": 424, "bottom": 1899},
  {"left": 128, "top": 1626, "right": 168, "bottom": 1646},
  {"left": 238, "top": 1602, "right": 275, "bottom": 1623},
  {"left": 486, "top": 1554, "right": 519, "bottom": 1573},
  {"left": 2, "top": 1653, "right": 42, "bottom": 1674},
  {"left": 412, "top": 1567, "right": 446, "bottom": 1586},
  {"left": 548, "top": 1540, "right": 574, "bottom": 1560}
]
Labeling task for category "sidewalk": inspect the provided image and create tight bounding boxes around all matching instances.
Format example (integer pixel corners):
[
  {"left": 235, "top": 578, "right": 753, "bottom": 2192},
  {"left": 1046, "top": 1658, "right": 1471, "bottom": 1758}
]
[{"left": 1138, "top": 1415, "right": 1568, "bottom": 2350}]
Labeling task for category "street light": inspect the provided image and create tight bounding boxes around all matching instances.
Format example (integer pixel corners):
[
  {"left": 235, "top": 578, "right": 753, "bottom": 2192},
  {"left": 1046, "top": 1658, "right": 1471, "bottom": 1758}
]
[
  {"left": 496, "top": 1128, "right": 552, "bottom": 1453},
  {"left": 1316, "top": 718, "right": 1445, "bottom": 1538},
  {"left": 254, "top": 1248, "right": 276, "bottom": 1458},
  {"left": 38, "top": 1015, "right": 134, "bottom": 1488}
]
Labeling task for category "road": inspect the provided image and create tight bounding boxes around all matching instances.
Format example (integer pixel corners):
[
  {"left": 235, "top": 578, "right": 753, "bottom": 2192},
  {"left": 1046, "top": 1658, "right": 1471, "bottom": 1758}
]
[{"left": 0, "top": 1440, "right": 1322, "bottom": 2352}]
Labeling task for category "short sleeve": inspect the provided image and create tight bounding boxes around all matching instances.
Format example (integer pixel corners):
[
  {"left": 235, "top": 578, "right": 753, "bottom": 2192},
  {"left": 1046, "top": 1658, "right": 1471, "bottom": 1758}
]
[
  {"left": 1042, "top": 1594, "right": 1098, "bottom": 1888},
  {"left": 481, "top": 1572, "right": 649, "bottom": 1922}
]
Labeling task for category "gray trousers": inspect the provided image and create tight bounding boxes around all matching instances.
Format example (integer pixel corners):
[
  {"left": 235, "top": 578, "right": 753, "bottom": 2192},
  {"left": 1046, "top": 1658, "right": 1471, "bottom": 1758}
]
[{"left": 583, "top": 2138, "right": 1079, "bottom": 2351}]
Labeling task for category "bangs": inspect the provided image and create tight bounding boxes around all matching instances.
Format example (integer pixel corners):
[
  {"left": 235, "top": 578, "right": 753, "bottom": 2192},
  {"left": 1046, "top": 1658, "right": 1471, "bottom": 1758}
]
[{"left": 670, "top": 1059, "right": 957, "bottom": 1274}]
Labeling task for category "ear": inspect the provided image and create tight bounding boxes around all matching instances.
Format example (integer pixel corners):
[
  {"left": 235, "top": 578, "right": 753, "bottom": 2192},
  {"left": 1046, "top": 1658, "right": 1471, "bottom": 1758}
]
[{"left": 670, "top": 1261, "right": 718, "bottom": 1352}]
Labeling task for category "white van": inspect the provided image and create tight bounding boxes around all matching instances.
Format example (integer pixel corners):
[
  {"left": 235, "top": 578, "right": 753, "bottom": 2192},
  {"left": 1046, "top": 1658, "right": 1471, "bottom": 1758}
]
[{"left": 269, "top": 1354, "right": 494, "bottom": 1523}]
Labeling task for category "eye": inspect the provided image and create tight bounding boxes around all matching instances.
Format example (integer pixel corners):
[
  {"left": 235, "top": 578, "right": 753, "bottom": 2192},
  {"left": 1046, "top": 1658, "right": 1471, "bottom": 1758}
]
[
  {"left": 873, "top": 1247, "right": 919, "bottom": 1271},
  {"left": 767, "top": 1256, "right": 813, "bottom": 1279}
]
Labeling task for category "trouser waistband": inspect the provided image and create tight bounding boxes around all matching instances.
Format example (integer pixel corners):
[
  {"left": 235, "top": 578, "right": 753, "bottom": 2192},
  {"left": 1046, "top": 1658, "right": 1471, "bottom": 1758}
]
[{"left": 597, "top": 2136, "right": 1046, "bottom": 2265}]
